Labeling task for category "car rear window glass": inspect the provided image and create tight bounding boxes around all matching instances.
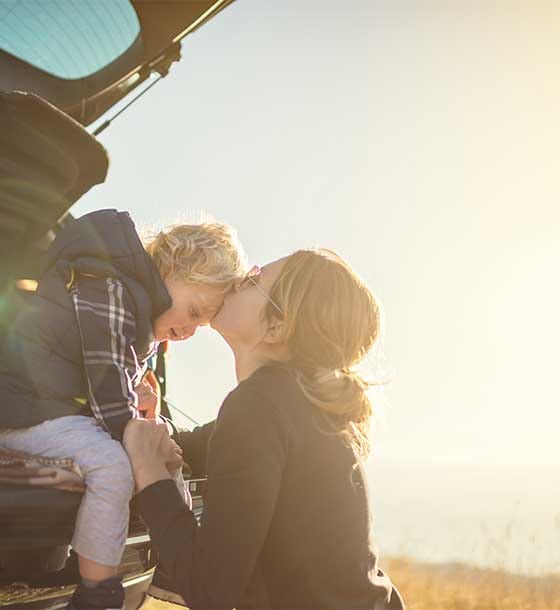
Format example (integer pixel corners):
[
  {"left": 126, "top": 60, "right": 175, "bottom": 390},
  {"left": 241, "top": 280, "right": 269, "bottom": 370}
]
[{"left": 0, "top": 0, "right": 140, "bottom": 80}]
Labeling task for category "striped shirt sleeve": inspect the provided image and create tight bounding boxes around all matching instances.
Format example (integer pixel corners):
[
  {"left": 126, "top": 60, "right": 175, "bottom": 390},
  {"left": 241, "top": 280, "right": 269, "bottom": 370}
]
[{"left": 70, "top": 277, "right": 142, "bottom": 441}]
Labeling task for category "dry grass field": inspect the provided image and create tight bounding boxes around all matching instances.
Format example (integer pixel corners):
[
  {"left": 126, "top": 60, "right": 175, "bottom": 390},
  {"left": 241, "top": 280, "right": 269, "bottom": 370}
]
[
  {"left": 139, "top": 557, "right": 560, "bottom": 610},
  {"left": 383, "top": 556, "right": 560, "bottom": 610}
]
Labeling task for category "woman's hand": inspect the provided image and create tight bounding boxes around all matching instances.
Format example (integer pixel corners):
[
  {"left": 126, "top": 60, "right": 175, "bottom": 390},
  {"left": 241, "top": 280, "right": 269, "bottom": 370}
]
[
  {"left": 123, "top": 418, "right": 183, "bottom": 493},
  {"left": 166, "top": 438, "right": 185, "bottom": 471}
]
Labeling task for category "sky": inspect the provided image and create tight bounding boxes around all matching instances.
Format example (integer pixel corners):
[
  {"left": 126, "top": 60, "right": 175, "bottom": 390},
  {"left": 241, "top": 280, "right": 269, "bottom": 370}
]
[{"left": 74, "top": 0, "right": 559, "bottom": 473}]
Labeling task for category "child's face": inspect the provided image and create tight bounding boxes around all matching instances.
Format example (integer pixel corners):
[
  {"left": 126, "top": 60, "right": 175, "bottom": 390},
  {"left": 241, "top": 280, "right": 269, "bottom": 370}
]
[{"left": 153, "top": 277, "right": 225, "bottom": 342}]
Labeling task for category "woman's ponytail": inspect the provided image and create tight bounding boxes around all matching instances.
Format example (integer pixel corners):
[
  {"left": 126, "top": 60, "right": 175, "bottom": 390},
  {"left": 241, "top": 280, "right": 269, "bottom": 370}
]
[
  {"left": 294, "top": 366, "right": 373, "bottom": 458},
  {"left": 263, "top": 249, "right": 382, "bottom": 460}
]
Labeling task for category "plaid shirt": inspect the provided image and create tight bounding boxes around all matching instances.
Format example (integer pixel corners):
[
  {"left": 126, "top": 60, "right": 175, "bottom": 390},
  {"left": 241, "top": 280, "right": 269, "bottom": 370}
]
[{"left": 70, "top": 276, "right": 156, "bottom": 441}]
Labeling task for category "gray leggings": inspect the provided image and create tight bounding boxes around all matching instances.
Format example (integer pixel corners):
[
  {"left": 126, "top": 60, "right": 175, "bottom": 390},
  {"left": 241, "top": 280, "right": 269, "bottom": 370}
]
[{"left": 0, "top": 415, "right": 189, "bottom": 566}]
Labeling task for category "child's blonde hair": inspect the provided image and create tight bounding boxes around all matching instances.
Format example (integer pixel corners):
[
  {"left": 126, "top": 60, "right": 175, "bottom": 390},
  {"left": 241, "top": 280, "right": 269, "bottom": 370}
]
[{"left": 144, "top": 222, "right": 247, "bottom": 292}]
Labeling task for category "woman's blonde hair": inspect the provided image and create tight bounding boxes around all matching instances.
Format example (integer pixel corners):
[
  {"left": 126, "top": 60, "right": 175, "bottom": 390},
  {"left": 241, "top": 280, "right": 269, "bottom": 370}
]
[
  {"left": 144, "top": 222, "right": 247, "bottom": 292},
  {"left": 266, "top": 249, "right": 381, "bottom": 459}
]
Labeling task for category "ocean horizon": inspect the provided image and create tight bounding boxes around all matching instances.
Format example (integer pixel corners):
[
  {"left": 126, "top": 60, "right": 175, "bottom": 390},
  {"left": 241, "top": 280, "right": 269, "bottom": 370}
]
[{"left": 367, "top": 458, "right": 559, "bottom": 577}]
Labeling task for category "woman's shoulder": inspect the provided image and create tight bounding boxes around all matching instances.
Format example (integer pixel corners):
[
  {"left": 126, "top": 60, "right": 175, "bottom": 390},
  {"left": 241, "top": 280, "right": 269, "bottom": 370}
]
[
  {"left": 241, "top": 364, "right": 304, "bottom": 404},
  {"left": 218, "top": 364, "right": 303, "bottom": 424},
  {"left": 209, "top": 366, "right": 299, "bottom": 455}
]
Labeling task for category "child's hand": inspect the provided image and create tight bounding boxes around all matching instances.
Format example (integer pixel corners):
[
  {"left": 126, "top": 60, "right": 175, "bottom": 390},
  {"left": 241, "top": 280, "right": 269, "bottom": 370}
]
[
  {"left": 136, "top": 378, "right": 159, "bottom": 419},
  {"left": 143, "top": 369, "right": 162, "bottom": 419}
]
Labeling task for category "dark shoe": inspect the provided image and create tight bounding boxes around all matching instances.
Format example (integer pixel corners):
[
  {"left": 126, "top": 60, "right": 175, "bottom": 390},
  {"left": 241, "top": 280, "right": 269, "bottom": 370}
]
[
  {"left": 147, "top": 566, "right": 187, "bottom": 606},
  {"left": 66, "top": 576, "right": 125, "bottom": 609}
]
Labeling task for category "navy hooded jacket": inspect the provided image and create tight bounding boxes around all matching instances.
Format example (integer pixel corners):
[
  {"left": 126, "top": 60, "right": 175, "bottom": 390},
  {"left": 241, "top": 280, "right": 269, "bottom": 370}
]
[{"left": 0, "top": 209, "right": 171, "bottom": 439}]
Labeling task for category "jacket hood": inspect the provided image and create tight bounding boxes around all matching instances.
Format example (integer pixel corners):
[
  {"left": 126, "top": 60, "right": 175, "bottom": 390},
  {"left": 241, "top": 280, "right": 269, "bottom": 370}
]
[{"left": 41, "top": 209, "right": 171, "bottom": 320}]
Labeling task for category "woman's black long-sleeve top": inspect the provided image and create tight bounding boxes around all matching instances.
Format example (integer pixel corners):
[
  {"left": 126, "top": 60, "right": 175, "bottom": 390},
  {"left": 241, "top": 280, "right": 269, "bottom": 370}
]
[
  {"left": 137, "top": 365, "right": 405, "bottom": 610},
  {"left": 171, "top": 418, "right": 215, "bottom": 479}
]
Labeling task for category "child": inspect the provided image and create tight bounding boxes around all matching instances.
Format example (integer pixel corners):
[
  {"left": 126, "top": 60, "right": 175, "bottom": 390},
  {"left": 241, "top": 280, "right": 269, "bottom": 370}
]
[{"left": 0, "top": 209, "right": 246, "bottom": 609}]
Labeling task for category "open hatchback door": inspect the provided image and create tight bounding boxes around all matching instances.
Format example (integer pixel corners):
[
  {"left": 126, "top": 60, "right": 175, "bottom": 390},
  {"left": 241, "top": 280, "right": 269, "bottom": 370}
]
[{"left": 0, "top": 0, "right": 236, "bottom": 126}]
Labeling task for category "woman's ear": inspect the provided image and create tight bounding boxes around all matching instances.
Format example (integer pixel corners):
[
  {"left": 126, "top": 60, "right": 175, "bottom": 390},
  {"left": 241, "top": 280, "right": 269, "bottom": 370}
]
[{"left": 263, "top": 321, "right": 285, "bottom": 345}]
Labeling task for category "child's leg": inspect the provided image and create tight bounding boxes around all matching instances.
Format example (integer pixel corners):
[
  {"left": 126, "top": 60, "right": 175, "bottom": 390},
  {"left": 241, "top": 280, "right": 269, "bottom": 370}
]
[
  {"left": 79, "top": 556, "right": 118, "bottom": 585},
  {"left": 67, "top": 424, "right": 134, "bottom": 576},
  {"left": 0, "top": 416, "right": 134, "bottom": 581}
]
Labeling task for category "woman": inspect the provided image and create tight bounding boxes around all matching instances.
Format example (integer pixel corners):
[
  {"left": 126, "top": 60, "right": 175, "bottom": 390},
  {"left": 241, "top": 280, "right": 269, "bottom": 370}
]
[{"left": 124, "top": 249, "right": 405, "bottom": 610}]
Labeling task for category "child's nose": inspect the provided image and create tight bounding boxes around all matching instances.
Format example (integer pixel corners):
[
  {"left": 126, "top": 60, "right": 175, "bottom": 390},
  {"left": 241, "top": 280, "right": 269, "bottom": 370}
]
[{"left": 180, "top": 325, "right": 197, "bottom": 340}]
